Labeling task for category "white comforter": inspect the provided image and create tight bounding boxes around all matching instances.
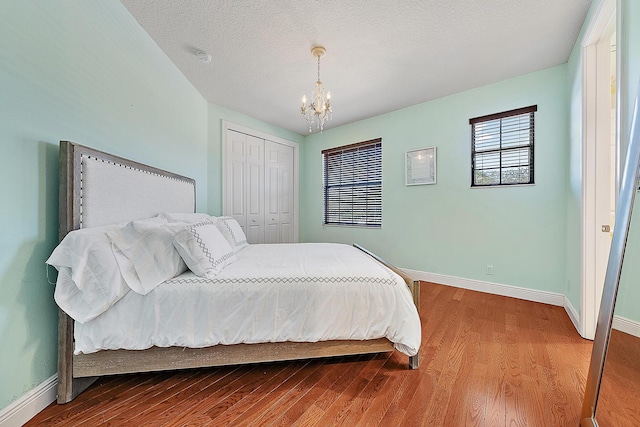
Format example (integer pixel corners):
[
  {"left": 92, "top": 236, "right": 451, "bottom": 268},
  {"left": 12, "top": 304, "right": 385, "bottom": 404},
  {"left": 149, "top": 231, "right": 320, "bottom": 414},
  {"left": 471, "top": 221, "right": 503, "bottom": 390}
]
[{"left": 74, "top": 243, "right": 421, "bottom": 356}]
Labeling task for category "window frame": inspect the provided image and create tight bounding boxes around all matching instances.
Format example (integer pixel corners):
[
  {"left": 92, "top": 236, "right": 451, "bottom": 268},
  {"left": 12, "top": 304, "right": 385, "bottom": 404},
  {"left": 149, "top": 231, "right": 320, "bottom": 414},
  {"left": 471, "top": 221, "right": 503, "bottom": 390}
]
[
  {"left": 322, "top": 138, "right": 382, "bottom": 228},
  {"left": 469, "top": 105, "right": 537, "bottom": 188}
]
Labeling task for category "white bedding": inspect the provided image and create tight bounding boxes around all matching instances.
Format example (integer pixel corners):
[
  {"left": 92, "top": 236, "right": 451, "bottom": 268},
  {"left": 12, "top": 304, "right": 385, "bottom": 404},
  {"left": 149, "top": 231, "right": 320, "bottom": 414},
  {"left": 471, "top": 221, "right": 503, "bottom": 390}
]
[{"left": 74, "top": 243, "right": 421, "bottom": 357}]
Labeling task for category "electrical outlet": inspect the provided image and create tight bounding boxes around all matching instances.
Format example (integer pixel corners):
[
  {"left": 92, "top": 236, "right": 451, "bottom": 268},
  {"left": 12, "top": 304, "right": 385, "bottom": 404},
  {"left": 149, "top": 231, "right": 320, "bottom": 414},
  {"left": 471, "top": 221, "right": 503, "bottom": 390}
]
[{"left": 486, "top": 265, "right": 494, "bottom": 275}]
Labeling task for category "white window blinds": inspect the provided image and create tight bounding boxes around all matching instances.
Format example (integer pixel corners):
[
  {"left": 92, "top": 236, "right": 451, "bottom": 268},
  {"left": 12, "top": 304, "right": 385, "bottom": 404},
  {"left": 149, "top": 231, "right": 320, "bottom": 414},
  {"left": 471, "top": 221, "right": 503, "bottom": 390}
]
[
  {"left": 322, "top": 138, "right": 382, "bottom": 227},
  {"left": 470, "top": 105, "right": 537, "bottom": 187}
]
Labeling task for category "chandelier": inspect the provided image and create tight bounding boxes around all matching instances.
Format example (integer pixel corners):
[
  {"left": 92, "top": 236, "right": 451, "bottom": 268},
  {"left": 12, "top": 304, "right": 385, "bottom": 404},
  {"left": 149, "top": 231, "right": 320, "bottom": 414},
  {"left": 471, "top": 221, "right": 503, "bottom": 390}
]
[{"left": 301, "top": 46, "right": 332, "bottom": 133}]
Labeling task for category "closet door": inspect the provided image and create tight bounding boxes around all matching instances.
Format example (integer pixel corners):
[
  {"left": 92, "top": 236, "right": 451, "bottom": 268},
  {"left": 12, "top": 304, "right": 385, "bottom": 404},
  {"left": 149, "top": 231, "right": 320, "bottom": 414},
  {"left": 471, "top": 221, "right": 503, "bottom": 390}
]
[
  {"left": 224, "top": 130, "right": 265, "bottom": 243},
  {"left": 225, "top": 130, "right": 247, "bottom": 229},
  {"left": 245, "top": 135, "right": 265, "bottom": 243},
  {"left": 278, "top": 143, "right": 294, "bottom": 243},
  {"left": 264, "top": 140, "right": 294, "bottom": 243},
  {"left": 224, "top": 124, "right": 297, "bottom": 244}
]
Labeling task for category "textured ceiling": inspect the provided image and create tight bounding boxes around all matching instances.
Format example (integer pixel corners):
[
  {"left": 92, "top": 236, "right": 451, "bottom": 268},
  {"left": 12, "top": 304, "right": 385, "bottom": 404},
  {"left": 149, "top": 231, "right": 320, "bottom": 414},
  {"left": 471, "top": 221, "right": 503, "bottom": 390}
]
[{"left": 121, "top": 0, "right": 592, "bottom": 135}]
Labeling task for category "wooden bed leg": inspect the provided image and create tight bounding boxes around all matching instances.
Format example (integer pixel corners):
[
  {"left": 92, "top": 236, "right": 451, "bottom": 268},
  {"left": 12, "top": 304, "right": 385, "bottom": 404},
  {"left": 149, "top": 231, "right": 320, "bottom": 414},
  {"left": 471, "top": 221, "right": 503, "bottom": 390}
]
[
  {"left": 409, "top": 280, "right": 421, "bottom": 313},
  {"left": 57, "top": 308, "right": 97, "bottom": 403},
  {"left": 409, "top": 279, "right": 421, "bottom": 370},
  {"left": 409, "top": 354, "right": 419, "bottom": 369},
  {"left": 57, "top": 308, "right": 74, "bottom": 403},
  {"left": 58, "top": 377, "right": 98, "bottom": 404}
]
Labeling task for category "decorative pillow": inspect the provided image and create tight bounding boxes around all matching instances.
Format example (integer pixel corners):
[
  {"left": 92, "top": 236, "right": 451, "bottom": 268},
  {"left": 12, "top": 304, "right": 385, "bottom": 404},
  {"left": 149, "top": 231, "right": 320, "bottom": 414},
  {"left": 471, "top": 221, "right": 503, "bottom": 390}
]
[
  {"left": 215, "top": 216, "right": 249, "bottom": 252},
  {"left": 106, "top": 216, "right": 187, "bottom": 295},
  {"left": 46, "top": 223, "right": 130, "bottom": 323},
  {"left": 173, "top": 221, "right": 236, "bottom": 278},
  {"left": 158, "top": 212, "right": 214, "bottom": 224}
]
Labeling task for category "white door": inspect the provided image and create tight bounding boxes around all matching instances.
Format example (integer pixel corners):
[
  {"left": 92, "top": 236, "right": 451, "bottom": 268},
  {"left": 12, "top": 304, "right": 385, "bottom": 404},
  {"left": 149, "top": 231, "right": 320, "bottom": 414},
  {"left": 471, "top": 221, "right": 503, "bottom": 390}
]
[
  {"left": 264, "top": 141, "right": 279, "bottom": 243},
  {"left": 245, "top": 135, "right": 265, "bottom": 244},
  {"left": 225, "top": 130, "right": 265, "bottom": 244},
  {"left": 582, "top": 4, "right": 617, "bottom": 339},
  {"left": 278, "top": 143, "right": 294, "bottom": 243},
  {"left": 594, "top": 30, "right": 617, "bottom": 325},
  {"left": 264, "top": 140, "right": 295, "bottom": 243},
  {"left": 223, "top": 122, "right": 299, "bottom": 245},
  {"left": 226, "top": 130, "right": 247, "bottom": 229}
]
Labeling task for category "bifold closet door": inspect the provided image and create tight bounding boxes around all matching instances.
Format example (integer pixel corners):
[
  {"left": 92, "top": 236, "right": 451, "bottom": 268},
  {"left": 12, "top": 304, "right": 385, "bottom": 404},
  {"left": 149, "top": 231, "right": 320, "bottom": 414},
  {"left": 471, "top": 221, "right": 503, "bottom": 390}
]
[
  {"left": 225, "top": 129, "right": 295, "bottom": 244},
  {"left": 245, "top": 135, "right": 265, "bottom": 243},
  {"left": 225, "top": 130, "right": 265, "bottom": 243},
  {"left": 264, "top": 140, "right": 294, "bottom": 243}
]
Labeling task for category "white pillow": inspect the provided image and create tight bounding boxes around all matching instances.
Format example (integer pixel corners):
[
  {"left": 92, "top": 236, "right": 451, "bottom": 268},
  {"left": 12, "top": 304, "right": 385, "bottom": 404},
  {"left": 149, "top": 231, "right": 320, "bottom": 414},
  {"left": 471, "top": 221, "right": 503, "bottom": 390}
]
[
  {"left": 158, "top": 212, "right": 214, "bottom": 224},
  {"left": 173, "top": 221, "right": 236, "bottom": 278},
  {"left": 215, "top": 216, "right": 249, "bottom": 252},
  {"left": 46, "top": 223, "right": 130, "bottom": 323},
  {"left": 106, "top": 216, "right": 187, "bottom": 295}
]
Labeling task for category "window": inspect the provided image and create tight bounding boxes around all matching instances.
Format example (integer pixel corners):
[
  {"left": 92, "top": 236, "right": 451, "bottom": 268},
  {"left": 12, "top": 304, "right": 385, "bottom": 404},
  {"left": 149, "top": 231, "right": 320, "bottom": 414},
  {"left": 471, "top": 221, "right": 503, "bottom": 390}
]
[
  {"left": 322, "top": 138, "right": 382, "bottom": 227},
  {"left": 470, "top": 105, "right": 537, "bottom": 187}
]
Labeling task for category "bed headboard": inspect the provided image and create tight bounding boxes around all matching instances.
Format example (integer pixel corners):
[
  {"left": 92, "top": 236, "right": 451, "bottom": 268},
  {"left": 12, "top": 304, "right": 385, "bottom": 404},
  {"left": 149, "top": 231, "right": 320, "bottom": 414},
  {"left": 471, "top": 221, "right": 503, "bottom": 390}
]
[{"left": 59, "top": 141, "right": 196, "bottom": 240}]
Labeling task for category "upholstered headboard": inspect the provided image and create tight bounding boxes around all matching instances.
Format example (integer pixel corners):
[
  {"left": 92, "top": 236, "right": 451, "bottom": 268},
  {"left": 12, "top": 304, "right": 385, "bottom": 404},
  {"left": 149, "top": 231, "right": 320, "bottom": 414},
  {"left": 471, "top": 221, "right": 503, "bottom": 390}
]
[{"left": 59, "top": 141, "right": 196, "bottom": 239}]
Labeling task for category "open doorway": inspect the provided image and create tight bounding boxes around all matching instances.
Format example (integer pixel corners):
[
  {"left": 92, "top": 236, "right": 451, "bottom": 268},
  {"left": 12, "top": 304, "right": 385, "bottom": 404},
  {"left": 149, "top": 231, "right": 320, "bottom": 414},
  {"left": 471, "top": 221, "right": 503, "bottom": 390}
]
[{"left": 581, "top": 1, "right": 618, "bottom": 340}]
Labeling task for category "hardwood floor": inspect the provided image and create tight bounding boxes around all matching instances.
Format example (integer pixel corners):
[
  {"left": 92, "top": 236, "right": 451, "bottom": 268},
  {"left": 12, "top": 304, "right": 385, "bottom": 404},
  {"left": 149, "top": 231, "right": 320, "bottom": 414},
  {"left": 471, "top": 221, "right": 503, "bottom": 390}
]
[
  {"left": 27, "top": 282, "right": 593, "bottom": 426},
  {"left": 596, "top": 329, "right": 640, "bottom": 426}
]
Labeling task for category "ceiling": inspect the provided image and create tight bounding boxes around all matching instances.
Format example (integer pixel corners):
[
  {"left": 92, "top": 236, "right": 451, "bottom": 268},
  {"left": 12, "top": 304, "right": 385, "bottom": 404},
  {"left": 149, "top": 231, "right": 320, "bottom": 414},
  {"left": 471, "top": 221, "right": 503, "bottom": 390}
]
[{"left": 121, "top": 0, "right": 592, "bottom": 136}]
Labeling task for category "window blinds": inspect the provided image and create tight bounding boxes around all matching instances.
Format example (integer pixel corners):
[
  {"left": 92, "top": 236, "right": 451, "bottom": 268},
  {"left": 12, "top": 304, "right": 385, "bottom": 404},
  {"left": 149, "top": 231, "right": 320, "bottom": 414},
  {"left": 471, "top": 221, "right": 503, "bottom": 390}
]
[
  {"left": 322, "top": 138, "right": 382, "bottom": 227},
  {"left": 470, "top": 105, "right": 537, "bottom": 187}
]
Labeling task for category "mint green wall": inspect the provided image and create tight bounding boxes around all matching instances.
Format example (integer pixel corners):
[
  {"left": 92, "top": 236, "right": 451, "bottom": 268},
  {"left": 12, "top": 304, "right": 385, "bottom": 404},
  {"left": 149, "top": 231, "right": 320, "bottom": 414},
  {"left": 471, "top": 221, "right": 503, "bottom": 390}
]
[
  {"left": 207, "top": 104, "right": 304, "bottom": 216},
  {"left": 0, "top": 0, "right": 208, "bottom": 410},
  {"left": 617, "top": 214, "right": 640, "bottom": 321},
  {"left": 621, "top": 0, "right": 640, "bottom": 157},
  {"left": 301, "top": 65, "right": 569, "bottom": 294}
]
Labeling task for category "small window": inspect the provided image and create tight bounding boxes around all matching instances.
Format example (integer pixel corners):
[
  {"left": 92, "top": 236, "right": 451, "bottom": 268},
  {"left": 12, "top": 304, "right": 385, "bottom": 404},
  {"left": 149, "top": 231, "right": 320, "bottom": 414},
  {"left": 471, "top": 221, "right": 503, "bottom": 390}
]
[
  {"left": 470, "top": 105, "right": 537, "bottom": 187},
  {"left": 322, "top": 138, "right": 382, "bottom": 227}
]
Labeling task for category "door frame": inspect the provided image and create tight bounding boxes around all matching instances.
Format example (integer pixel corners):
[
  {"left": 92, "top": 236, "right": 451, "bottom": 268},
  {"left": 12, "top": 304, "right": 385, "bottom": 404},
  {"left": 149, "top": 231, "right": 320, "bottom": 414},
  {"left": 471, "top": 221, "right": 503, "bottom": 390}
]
[
  {"left": 221, "top": 120, "right": 300, "bottom": 243},
  {"left": 580, "top": 0, "right": 622, "bottom": 339}
]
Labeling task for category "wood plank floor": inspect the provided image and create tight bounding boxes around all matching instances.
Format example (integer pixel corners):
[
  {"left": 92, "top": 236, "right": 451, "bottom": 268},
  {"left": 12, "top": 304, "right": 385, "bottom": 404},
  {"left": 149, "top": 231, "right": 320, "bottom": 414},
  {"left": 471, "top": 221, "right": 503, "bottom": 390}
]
[
  {"left": 597, "top": 329, "right": 640, "bottom": 426},
  {"left": 27, "top": 282, "right": 594, "bottom": 426}
]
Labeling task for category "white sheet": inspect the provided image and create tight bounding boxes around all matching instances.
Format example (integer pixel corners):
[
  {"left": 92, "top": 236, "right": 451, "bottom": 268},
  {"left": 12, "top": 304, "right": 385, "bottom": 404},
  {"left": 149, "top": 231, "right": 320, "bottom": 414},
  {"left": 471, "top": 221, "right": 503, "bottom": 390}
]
[
  {"left": 46, "top": 223, "right": 131, "bottom": 323},
  {"left": 74, "top": 243, "right": 421, "bottom": 356},
  {"left": 107, "top": 216, "right": 187, "bottom": 295}
]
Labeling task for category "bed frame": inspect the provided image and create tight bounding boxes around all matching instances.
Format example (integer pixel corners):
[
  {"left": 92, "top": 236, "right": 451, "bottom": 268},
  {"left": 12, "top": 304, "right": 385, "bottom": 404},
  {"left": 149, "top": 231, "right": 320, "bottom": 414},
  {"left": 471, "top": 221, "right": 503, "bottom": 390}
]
[{"left": 56, "top": 141, "right": 421, "bottom": 404}]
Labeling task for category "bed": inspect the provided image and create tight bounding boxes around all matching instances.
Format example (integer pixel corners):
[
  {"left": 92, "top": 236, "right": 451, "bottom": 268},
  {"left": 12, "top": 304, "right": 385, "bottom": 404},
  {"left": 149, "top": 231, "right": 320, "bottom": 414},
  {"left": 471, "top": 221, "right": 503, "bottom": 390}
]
[{"left": 52, "top": 141, "right": 422, "bottom": 404}]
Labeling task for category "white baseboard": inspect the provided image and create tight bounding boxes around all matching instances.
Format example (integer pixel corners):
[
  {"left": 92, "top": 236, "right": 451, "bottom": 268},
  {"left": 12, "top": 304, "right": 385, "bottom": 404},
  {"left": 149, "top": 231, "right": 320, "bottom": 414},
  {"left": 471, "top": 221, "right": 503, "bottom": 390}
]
[
  {"left": 564, "top": 297, "right": 581, "bottom": 334},
  {"left": 0, "top": 375, "right": 57, "bottom": 427},
  {"left": 613, "top": 315, "right": 640, "bottom": 338},
  {"left": 402, "top": 268, "right": 566, "bottom": 307}
]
